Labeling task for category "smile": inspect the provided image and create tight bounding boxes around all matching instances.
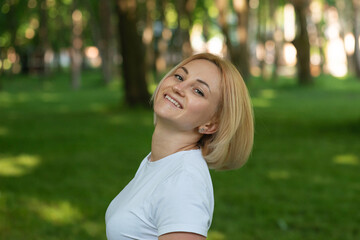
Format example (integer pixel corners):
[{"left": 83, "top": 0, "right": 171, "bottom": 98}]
[{"left": 164, "top": 94, "right": 183, "bottom": 109}]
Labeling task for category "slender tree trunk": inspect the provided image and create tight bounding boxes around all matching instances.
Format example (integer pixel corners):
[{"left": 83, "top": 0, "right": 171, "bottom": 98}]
[
  {"left": 183, "top": 0, "right": 195, "bottom": 57},
  {"left": 233, "top": 0, "right": 250, "bottom": 80},
  {"left": 7, "top": 1, "right": 18, "bottom": 76},
  {"left": 154, "top": 0, "right": 169, "bottom": 78},
  {"left": 353, "top": 0, "right": 360, "bottom": 78},
  {"left": 39, "top": 0, "right": 49, "bottom": 76},
  {"left": 217, "top": 0, "right": 234, "bottom": 57},
  {"left": 87, "top": 2, "right": 111, "bottom": 84},
  {"left": 291, "top": 0, "right": 312, "bottom": 85},
  {"left": 144, "top": 0, "right": 155, "bottom": 83},
  {"left": 99, "top": 0, "right": 114, "bottom": 84},
  {"left": 116, "top": 0, "right": 150, "bottom": 106},
  {"left": 270, "top": 0, "right": 280, "bottom": 80},
  {"left": 256, "top": 1, "right": 267, "bottom": 79},
  {"left": 173, "top": 0, "right": 193, "bottom": 58},
  {"left": 70, "top": 6, "right": 83, "bottom": 89}
]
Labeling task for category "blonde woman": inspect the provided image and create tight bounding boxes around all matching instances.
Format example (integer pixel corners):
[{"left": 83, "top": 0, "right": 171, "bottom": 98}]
[{"left": 105, "top": 53, "right": 254, "bottom": 240}]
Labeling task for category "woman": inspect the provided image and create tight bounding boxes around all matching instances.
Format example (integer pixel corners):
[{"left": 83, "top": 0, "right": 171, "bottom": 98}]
[{"left": 105, "top": 53, "right": 254, "bottom": 240}]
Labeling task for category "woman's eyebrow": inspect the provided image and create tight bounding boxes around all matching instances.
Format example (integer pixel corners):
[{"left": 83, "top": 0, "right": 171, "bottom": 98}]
[
  {"left": 180, "top": 66, "right": 188, "bottom": 74},
  {"left": 197, "top": 79, "right": 211, "bottom": 93}
]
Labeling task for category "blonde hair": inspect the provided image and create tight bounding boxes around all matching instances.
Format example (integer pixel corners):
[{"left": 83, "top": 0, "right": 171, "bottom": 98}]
[{"left": 152, "top": 53, "right": 254, "bottom": 170}]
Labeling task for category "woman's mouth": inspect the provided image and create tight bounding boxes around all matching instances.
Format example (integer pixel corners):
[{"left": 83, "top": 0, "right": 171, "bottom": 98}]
[{"left": 164, "top": 94, "right": 183, "bottom": 109}]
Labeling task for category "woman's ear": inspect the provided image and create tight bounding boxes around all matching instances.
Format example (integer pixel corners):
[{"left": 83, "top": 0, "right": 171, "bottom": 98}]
[{"left": 198, "top": 121, "right": 218, "bottom": 134}]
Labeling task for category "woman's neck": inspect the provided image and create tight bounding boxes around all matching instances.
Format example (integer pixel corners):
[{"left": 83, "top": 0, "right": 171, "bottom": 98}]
[{"left": 150, "top": 122, "right": 200, "bottom": 162}]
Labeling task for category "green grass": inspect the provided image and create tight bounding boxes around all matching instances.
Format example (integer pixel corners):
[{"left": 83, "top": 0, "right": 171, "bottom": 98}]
[{"left": 1, "top": 72, "right": 360, "bottom": 240}]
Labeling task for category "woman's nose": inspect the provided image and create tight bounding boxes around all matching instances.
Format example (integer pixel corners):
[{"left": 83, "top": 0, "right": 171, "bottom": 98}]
[{"left": 172, "top": 83, "right": 185, "bottom": 96}]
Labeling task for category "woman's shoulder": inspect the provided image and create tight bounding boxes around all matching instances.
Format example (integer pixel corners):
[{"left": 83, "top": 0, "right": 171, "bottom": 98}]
[
  {"left": 180, "top": 149, "right": 209, "bottom": 173},
  {"left": 154, "top": 150, "right": 213, "bottom": 198},
  {"left": 172, "top": 149, "right": 213, "bottom": 189}
]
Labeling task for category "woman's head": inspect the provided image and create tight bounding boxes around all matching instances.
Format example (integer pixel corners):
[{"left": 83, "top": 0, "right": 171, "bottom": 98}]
[
  {"left": 152, "top": 53, "right": 254, "bottom": 170},
  {"left": 153, "top": 58, "right": 222, "bottom": 134}
]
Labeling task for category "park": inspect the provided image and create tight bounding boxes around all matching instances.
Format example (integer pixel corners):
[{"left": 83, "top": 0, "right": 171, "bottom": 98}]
[{"left": 1, "top": 0, "right": 360, "bottom": 239}]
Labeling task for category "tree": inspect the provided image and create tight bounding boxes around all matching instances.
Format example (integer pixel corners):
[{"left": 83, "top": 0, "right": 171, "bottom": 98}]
[
  {"left": 98, "top": 0, "right": 114, "bottom": 84},
  {"left": 217, "top": 0, "right": 250, "bottom": 80},
  {"left": 116, "top": 0, "right": 150, "bottom": 106},
  {"left": 38, "top": 0, "right": 49, "bottom": 75},
  {"left": 70, "top": 4, "right": 83, "bottom": 90},
  {"left": 173, "top": 0, "right": 194, "bottom": 58},
  {"left": 291, "top": 0, "right": 312, "bottom": 85},
  {"left": 86, "top": 0, "right": 115, "bottom": 85},
  {"left": 352, "top": 0, "right": 360, "bottom": 78},
  {"left": 233, "top": 0, "right": 250, "bottom": 80},
  {"left": 216, "top": 0, "right": 233, "bottom": 57}
]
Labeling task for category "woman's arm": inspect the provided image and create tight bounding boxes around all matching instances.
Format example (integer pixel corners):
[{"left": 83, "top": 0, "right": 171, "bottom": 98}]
[{"left": 159, "top": 232, "right": 206, "bottom": 240}]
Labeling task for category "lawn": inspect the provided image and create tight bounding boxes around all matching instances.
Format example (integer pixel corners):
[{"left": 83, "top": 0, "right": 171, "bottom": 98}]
[{"left": 0, "top": 71, "right": 360, "bottom": 240}]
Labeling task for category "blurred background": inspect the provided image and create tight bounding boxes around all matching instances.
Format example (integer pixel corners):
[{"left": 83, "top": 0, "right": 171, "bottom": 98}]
[{"left": 0, "top": 0, "right": 359, "bottom": 239}]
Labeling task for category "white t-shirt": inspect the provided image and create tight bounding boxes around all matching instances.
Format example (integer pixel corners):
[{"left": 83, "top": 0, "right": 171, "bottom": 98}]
[{"left": 105, "top": 149, "right": 214, "bottom": 240}]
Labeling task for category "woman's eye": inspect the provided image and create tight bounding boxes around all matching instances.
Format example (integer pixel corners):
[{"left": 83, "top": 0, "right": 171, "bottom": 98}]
[
  {"left": 195, "top": 89, "right": 204, "bottom": 97},
  {"left": 175, "top": 74, "right": 183, "bottom": 81}
]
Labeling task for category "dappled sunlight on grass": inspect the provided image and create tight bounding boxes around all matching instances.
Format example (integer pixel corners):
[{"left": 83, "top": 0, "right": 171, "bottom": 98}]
[
  {"left": 260, "top": 89, "right": 277, "bottom": 99},
  {"left": 0, "top": 127, "right": 9, "bottom": 136},
  {"left": 0, "top": 92, "right": 60, "bottom": 107},
  {"left": 40, "top": 93, "right": 59, "bottom": 103},
  {"left": 1, "top": 72, "right": 360, "bottom": 239},
  {"left": 311, "top": 175, "right": 332, "bottom": 185},
  {"left": 252, "top": 97, "right": 271, "bottom": 108},
  {"left": 90, "top": 103, "right": 108, "bottom": 113},
  {"left": 29, "top": 199, "right": 82, "bottom": 225},
  {"left": 267, "top": 170, "right": 290, "bottom": 180},
  {"left": 0, "top": 92, "right": 31, "bottom": 107},
  {"left": 333, "top": 154, "right": 359, "bottom": 166},
  {"left": 251, "top": 88, "right": 277, "bottom": 108},
  {"left": 207, "top": 230, "right": 226, "bottom": 240},
  {"left": 0, "top": 92, "right": 13, "bottom": 108},
  {"left": 107, "top": 79, "right": 121, "bottom": 91},
  {"left": 0, "top": 154, "right": 40, "bottom": 177}
]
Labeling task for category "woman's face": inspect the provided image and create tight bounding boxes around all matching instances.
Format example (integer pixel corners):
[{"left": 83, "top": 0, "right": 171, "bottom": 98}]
[{"left": 154, "top": 59, "right": 222, "bottom": 132}]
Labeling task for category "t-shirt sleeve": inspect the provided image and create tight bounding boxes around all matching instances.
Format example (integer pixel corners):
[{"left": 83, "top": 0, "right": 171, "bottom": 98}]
[{"left": 150, "top": 170, "right": 213, "bottom": 237}]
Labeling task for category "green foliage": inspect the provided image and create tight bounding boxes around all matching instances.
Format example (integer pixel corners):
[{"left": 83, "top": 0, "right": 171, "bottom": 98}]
[
  {"left": 1, "top": 72, "right": 360, "bottom": 239},
  {"left": 165, "top": 2, "right": 178, "bottom": 29}
]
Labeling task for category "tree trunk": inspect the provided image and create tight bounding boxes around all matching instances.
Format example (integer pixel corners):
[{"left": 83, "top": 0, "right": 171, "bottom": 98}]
[
  {"left": 116, "top": 0, "right": 150, "bottom": 107},
  {"left": 39, "top": 0, "right": 49, "bottom": 76},
  {"left": 353, "top": 0, "right": 360, "bottom": 78},
  {"left": 291, "top": 0, "right": 312, "bottom": 85},
  {"left": 233, "top": 0, "right": 250, "bottom": 81},
  {"left": 144, "top": 0, "right": 156, "bottom": 84},
  {"left": 154, "top": 0, "right": 170, "bottom": 78},
  {"left": 216, "top": 0, "right": 234, "bottom": 56},
  {"left": 270, "top": 0, "right": 280, "bottom": 80},
  {"left": 70, "top": 6, "right": 83, "bottom": 90},
  {"left": 256, "top": 1, "right": 267, "bottom": 79},
  {"left": 173, "top": 0, "right": 194, "bottom": 58},
  {"left": 99, "top": 0, "right": 114, "bottom": 84}
]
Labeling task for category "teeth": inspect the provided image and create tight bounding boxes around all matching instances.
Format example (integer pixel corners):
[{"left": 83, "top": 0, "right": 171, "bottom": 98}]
[{"left": 165, "top": 95, "right": 181, "bottom": 108}]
